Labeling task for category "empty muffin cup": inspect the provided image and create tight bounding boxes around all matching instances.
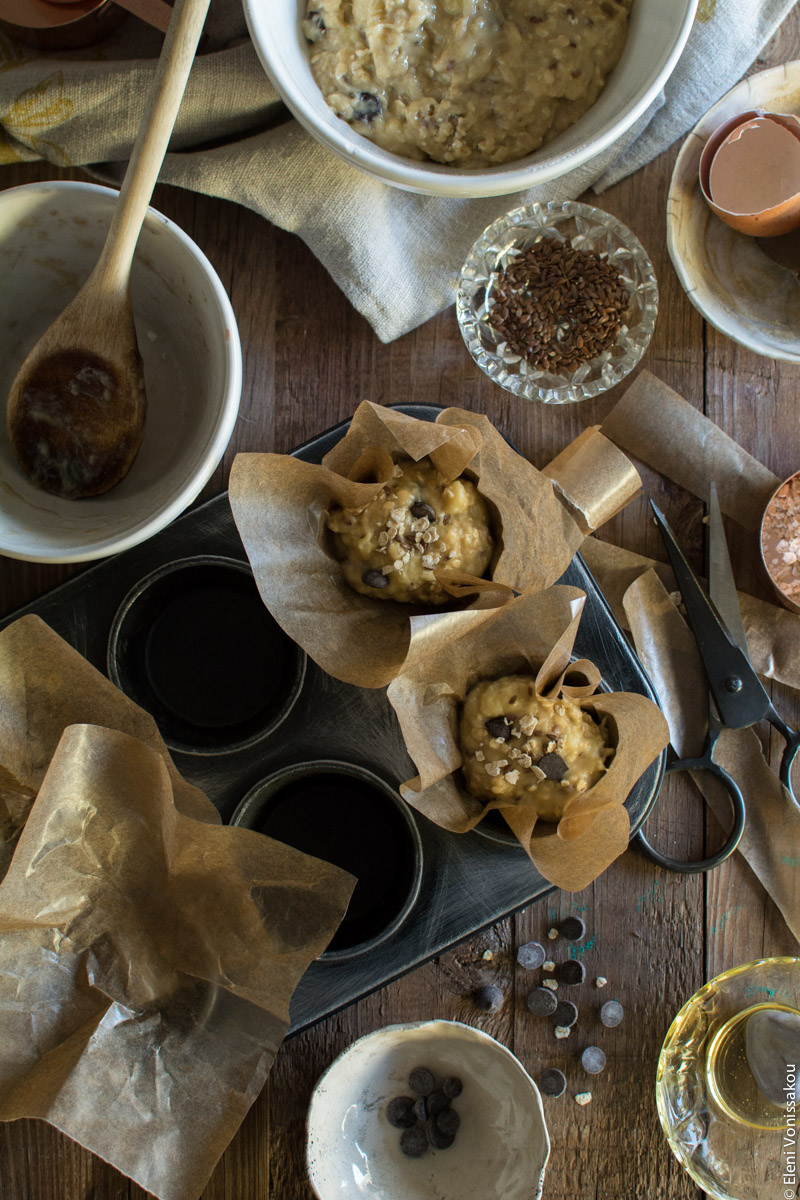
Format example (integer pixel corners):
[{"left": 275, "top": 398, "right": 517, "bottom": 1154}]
[
  {"left": 230, "top": 760, "right": 423, "bottom": 959},
  {"left": 107, "top": 556, "right": 306, "bottom": 755}
]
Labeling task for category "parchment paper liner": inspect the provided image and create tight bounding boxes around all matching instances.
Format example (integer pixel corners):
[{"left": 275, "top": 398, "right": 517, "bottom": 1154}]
[
  {"left": 0, "top": 615, "right": 355, "bottom": 1200},
  {"left": 228, "top": 403, "right": 630, "bottom": 689},
  {"left": 385, "top": 586, "right": 669, "bottom": 892}
]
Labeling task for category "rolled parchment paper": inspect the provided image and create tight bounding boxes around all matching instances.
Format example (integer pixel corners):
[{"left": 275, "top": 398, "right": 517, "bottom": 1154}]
[
  {"left": 0, "top": 617, "right": 355, "bottom": 1200},
  {"left": 386, "top": 586, "right": 669, "bottom": 892},
  {"left": 601, "top": 370, "right": 780, "bottom": 530},
  {"left": 229, "top": 403, "right": 641, "bottom": 689},
  {"left": 543, "top": 425, "right": 642, "bottom": 534}
]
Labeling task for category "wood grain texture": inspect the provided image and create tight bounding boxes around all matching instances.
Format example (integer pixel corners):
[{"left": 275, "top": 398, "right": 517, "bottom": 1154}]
[{"left": 3, "top": 11, "right": 800, "bottom": 1199}]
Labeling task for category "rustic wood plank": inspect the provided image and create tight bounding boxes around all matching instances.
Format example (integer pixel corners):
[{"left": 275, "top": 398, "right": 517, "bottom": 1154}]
[{"left": 3, "top": 9, "right": 800, "bottom": 1198}]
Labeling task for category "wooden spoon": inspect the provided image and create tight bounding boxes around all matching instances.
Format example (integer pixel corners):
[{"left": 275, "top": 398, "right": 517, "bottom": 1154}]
[{"left": 6, "top": 0, "right": 210, "bottom": 499}]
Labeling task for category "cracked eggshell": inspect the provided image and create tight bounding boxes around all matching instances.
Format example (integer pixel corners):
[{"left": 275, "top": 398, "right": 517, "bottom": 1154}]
[{"left": 700, "top": 110, "right": 800, "bottom": 237}]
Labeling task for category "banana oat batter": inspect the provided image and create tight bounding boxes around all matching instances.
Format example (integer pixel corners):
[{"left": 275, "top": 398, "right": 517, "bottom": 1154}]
[
  {"left": 303, "top": 0, "right": 633, "bottom": 167},
  {"left": 326, "top": 457, "right": 493, "bottom": 604},
  {"left": 460, "top": 676, "right": 611, "bottom": 818}
]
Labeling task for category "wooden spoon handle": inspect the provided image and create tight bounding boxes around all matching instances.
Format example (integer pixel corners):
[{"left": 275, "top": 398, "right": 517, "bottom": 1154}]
[{"left": 96, "top": 0, "right": 211, "bottom": 293}]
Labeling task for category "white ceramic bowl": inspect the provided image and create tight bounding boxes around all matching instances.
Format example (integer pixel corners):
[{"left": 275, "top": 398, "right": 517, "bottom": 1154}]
[
  {"left": 0, "top": 181, "right": 242, "bottom": 563},
  {"left": 667, "top": 61, "right": 800, "bottom": 362},
  {"left": 244, "top": 0, "right": 697, "bottom": 198},
  {"left": 305, "top": 1020, "right": 550, "bottom": 1200}
]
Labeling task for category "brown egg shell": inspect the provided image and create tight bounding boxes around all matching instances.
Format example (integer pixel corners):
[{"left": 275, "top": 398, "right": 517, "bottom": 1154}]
[{"left": 699, "top": 110, "right": 800, "bottom": 237}]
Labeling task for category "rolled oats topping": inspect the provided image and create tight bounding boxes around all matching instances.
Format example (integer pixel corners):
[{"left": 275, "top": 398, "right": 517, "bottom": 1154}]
[
  {"left": 459, "top": 675, "right": 612, "bottom": 818},
  {"left": 326, "top": 457, "right": 493, "bottom": 604}
]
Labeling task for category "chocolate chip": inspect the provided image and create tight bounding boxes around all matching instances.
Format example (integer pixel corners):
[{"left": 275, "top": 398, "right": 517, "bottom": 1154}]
[
  {"left": 427, "top": 1119, "right": 455, "bottom": 1150},
  {"left": 559, "top": 915, "right": 586, "bottom": 941},
  {"left": 442, "top": 1076, "right": 462, "bottom": 1099},
  {"left": 527, "top": 987, "right": 558, "bottom": 1016},
  {"left": 600, "top": 1000, "right": 624, "bottom": 1028},
  {"left": 410, "top": 502, "right": 436, "bottom": 522},
  {"left": 386, "top": 1096, "right": 416, "bottom": 1128},
  {"left": 485, "top": 716, "right": 513, "bottom": 741},
  {"left": 303, "top": 9, "right": 326, "bottom": 38},
  {"left": 412, "top": 1096, "right": 428, "bottom": 1122},
  {"left": 581, "top": 1046, "right": 607, "bottom": 1074},
  {"left": 436, "top": 1107, "right": 460, "bottom": 1137},
  {"left": 537, "top": 752, "right": 568, "bottom": 780},
  {"left": 408, "top": 1066, "right": 436, "bottom": 1096},
  {"left": 474, "top": 983, "right": 504, "bottom": 1013},
  {"left": 362, "top": 568, "right": 388, "bottom": 589},
  {"left": 559, "top": 959, "right": 586, "bottom": 985},
  {"left": 353, "top": 91, "right": 382, "bottom": 122},
  {"left": 400, "top": 1127, "right": 428, "bottom": 1158},
  {"left": 538, "top": 1067, "right": 567, "bottom": 1097},
  {"left": 552, "top": 999, "right": 578, "bottom": 1027},
  {"left": 517, "top": 940, "right": 546, "bottom": 969},
  {"left": 427, "top": 1091, "right": 450, "bottom": 1119}
]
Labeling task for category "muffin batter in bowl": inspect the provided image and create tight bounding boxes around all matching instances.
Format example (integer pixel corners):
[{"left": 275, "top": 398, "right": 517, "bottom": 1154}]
[
  {"left": 303, "top": 0, "right": 633, "bottom": 167},
  {"left": 326, "top": 457, "right": 493, "bottom": 604},
  {"left": 460, "top": 675, "right": 611, "bottom": 818}
]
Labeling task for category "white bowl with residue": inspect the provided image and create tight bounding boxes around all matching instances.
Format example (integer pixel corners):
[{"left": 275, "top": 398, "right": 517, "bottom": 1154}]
[
  {"left": 305, "top": 1019, "right": 550, "bottom": 1200},
  {"left": 0, "top": 181, "right": 241, "bottom": 563}
]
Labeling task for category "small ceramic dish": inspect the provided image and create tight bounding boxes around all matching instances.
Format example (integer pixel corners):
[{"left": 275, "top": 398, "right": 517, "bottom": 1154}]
[
  {"left": 305, "top": 1019, "right": 550, "bottom": 1200},
  {"left": 667, "top": 61, "right": 800, "bottom": 362},
  {"left": 456, "top": 201, "right": 658, "bottom": 405}
]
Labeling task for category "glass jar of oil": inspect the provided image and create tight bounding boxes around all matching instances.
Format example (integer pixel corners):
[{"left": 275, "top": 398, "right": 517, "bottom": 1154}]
[{"left": 656, "top": 958, "right": 800, "bottom": 1200}]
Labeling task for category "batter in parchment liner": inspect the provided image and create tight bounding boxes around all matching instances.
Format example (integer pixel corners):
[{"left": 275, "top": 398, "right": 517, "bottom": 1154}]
[
  {"left": 460, "top": 675, "right": 612, "bottom": 820},
  {"left": 326, "top": 457, "right": 494, "bottom": 604}
]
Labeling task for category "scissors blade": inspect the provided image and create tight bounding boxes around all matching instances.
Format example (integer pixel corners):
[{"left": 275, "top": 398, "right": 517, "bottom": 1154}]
[
  {"left": 707, "top": 482, "right": 750, "bottom": 659},
  {"left": 650, "top": 500, "right": 772, "bottom": 730}
]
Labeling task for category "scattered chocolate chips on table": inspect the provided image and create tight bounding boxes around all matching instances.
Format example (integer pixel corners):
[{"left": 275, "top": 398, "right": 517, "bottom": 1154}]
[
  {"left": 474, "top": 983, "right": 504, "bottom": 1013},
  {"left": 528, "top": 986, "right": 559, "bottom": 1017},
  {"left": 539, "top": 1067, "right": 567, "bottom": 1097},
  {"left": 388, "top": 1067, "right": 465, "bottom": 1157},
  {"left": 559, "top": 958, "right": 586, "bottom": 986},
  {"left": 486, "top": 237, "right": 632, "bottom": 375},
  {"left": 553, "top": 999, "right": 579, "bottom": 1028},
  {"left": 559, "top": 915, "right": 586, "bottom": 942},
  {"left": 581, "top": 1046, "right": 607, "bottom": 1075},
  {"left": 517, "top": 940, "right": 546, "bottom": 969},
  {"left": 600, "top": 999, "right": 624, "bottom": 1027}
]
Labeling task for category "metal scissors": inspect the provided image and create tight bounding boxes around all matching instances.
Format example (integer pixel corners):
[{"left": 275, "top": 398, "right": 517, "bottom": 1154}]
[{"left": 636, "top": 483, "right": 800, "bottom": 874}]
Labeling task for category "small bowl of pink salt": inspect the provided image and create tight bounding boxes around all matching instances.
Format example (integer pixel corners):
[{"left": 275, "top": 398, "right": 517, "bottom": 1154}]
[{"left": 760, "top": 471, "right": 800, "bottom": 613}]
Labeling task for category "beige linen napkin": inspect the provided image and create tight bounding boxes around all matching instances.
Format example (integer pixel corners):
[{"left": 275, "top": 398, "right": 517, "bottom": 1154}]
[{"left": 0, "top": 0, "right": 793, "bottom": 341}]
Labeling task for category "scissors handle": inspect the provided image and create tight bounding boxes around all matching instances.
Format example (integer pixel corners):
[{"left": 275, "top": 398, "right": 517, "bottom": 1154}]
[
  {"left": 636, "top": 751, "right": 746, "bottom": 874},
  {"left": 767, "top": 705, "right": 800, "bottom": 801}
]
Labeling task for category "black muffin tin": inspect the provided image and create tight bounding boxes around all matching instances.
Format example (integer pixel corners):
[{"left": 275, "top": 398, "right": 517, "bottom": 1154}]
[{"left": 0, "top": 405, "right": 664, "bottom": 1034}]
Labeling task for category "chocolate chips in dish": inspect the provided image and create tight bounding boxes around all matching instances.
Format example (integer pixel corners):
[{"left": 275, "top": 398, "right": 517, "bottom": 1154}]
[
  {"left": 386, "top": 1066, "right": 465, "bottom": 1157},
  {"left": 326, "top": 457, "right": 493, "bottom": 605},
  {"left": 459, "top": 675, "right": 612, "bottom": 818}
]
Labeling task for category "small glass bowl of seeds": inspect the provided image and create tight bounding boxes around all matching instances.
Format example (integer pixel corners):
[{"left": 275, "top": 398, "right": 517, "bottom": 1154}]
[{"left": 456, "top": 200, "right": 658, "bottom": 405}]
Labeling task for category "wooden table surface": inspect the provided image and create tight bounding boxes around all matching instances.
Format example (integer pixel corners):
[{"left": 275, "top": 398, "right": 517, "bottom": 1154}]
[{"left": 3, "top": 12, "right": 800, "bottom": 1200}]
